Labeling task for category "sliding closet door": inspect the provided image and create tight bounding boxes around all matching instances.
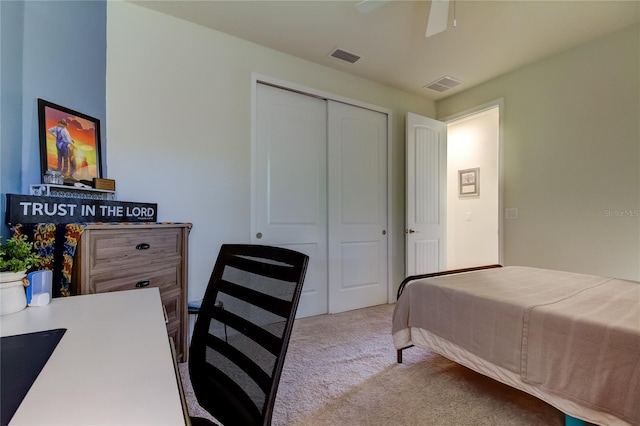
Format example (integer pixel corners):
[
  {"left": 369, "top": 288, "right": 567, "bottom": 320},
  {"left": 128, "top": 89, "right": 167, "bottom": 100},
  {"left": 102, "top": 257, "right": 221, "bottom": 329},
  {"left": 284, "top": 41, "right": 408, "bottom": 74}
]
[
  {"left": 327, "top": 101, "right": 388, "bottom": 313},
  {"left": 254, "top": 84, "right": 389, "bottom": 316},
  {"left": 254, "top": 83, "right": 328, "bottom": 317}
]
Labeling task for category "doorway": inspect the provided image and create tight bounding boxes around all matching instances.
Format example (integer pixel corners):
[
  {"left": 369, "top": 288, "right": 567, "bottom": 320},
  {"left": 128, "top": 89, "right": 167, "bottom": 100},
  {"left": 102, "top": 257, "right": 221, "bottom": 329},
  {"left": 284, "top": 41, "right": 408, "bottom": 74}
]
[
  {"left": 405, "top": 101, "right": 503, "bottom": 276},
  {"left": 445, "top": 103, "right": 502, "bottom": 269}
]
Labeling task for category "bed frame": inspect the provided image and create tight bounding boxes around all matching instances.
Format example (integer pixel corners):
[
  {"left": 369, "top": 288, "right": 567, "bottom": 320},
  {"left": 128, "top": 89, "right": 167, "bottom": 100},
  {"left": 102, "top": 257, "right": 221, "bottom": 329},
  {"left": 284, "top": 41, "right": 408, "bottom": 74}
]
[{"left": 394, "top": 265, "right": 638, "bottom": 426}]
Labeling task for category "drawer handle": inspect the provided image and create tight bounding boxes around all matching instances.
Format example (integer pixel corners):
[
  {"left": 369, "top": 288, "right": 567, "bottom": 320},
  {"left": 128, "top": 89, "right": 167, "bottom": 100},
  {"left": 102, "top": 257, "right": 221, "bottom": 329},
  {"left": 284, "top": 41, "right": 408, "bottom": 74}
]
[
  {"left": 136, "top": 243, "right": 150, "bottom": 250},
  {"left": 135, "top": 280, "right": 150, "bottom": 288}
]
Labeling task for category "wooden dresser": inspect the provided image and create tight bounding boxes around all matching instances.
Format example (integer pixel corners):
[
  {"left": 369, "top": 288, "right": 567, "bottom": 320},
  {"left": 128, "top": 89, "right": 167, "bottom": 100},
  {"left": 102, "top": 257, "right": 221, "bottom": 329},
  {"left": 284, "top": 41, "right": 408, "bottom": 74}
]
[{"left": 72, "top": 223, "right": 191, "bottom": 362}]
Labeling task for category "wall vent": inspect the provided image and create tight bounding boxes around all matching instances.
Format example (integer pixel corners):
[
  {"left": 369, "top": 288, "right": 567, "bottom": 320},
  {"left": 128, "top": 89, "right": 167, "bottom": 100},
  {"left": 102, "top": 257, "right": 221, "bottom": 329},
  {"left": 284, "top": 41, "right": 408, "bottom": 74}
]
[
  {"left": 424, "top": 76, "right": 463, "bottom": 92},
  {"left": 330, "top": 48, "right": 361, "bottom": 64}
]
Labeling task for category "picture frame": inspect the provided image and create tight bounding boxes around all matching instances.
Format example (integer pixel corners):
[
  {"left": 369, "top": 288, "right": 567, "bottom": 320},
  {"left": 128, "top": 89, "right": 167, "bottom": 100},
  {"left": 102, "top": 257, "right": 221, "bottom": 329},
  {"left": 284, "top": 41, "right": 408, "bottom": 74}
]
[
  {"left": 37, "top": 98, "right": 102, "bottom": 184},
  {"left": 458, "top": 167, "right": 479, "bottom": 197}
]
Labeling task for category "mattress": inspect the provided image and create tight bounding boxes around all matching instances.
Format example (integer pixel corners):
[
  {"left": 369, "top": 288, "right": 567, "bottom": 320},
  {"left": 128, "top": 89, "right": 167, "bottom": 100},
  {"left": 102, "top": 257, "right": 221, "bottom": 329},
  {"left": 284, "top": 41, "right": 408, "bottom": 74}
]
[{"left": 392, "top": 266, "right": 640, "bottom": 426}]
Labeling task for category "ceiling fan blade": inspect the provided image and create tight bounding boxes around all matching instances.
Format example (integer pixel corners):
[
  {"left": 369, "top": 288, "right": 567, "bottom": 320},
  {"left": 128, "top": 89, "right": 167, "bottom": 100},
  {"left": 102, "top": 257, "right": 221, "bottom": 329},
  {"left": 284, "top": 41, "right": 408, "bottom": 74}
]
[
  {"left": 355, "top": 0, "right": 391, "bottom": 14},
  {"left": 425, "top": 0, "right": 449, "bottom": 37}
]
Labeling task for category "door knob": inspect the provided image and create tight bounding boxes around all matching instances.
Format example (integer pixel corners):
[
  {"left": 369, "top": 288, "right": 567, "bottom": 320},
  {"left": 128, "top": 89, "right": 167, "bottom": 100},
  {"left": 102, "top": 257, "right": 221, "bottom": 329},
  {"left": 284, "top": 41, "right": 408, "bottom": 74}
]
[{"left": 405, "top": 229, "right": 418, "bottom": 234}]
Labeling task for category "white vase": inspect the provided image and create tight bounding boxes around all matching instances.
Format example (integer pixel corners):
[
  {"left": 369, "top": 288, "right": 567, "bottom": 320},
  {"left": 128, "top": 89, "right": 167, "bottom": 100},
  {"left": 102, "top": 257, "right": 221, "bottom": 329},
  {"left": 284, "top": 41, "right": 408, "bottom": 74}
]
[{"left": 0, "top": 270, "right": 28, "bottom": 316}]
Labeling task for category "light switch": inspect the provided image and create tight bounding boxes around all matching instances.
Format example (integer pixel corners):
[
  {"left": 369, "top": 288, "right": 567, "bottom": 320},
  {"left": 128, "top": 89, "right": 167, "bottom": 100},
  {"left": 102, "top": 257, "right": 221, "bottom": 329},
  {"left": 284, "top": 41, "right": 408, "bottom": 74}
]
[
  {"left": 465, "top": 212, "right": 472, "bottom": 222},
  {"left": 506, "top": 208, "right": 519, "bottom": 219}
]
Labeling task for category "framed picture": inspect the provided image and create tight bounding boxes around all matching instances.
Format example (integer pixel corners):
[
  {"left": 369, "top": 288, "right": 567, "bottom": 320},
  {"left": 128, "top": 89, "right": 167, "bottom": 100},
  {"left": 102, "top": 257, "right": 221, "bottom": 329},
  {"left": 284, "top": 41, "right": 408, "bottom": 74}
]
[
  {"left": 38, "top": 98, "right": 102, "bottom": 184},
  {"left": 458, "top": 167, "right": 479, "bottom": 197}
]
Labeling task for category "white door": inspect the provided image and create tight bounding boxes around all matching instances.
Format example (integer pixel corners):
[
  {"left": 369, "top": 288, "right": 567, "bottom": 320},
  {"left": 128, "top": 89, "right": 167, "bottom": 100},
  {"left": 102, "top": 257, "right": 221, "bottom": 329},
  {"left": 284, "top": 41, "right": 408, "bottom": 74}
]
[
  {"left": 328, "top": 101, "right": 388, "bottom": 313},
  {"left": 406, "top": 112, "right": 447, "bottom": 276},
  {"left": 254, "top": 83, "right": 328, "bottom": 317},
  {"left": 254, "top": 83, "right": 389, "bottom": 316}
]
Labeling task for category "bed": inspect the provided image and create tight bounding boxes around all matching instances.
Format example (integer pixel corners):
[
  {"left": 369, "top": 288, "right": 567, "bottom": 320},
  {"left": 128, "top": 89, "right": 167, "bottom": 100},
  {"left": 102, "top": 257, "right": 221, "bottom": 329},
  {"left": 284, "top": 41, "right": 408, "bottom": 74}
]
[{"left": 392, "top": 265, "right": 640, "bottom": 426}]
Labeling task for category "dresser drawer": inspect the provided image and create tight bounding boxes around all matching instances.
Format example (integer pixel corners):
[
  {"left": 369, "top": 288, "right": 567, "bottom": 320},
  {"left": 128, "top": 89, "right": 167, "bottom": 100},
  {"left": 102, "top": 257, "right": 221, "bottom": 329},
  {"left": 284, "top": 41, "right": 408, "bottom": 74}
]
[
  {"left": 87, "top": 262, "right": 182, "bottom": 294},
  {"left": 86, "top": 228, "right": 183, "bottom": 272},
  {"left": 161, "top": 287, "right": 182, "bottom": 326},
  {"left": 162, "top": 288, "right": 183, "bottom": 361}
]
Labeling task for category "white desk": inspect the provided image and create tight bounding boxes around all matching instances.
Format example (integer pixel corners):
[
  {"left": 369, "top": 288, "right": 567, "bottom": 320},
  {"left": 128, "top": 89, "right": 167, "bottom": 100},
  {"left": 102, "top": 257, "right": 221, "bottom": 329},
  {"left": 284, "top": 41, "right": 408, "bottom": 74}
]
[{"left": 0, "top": 288, "right": 187, "bottom": 425}]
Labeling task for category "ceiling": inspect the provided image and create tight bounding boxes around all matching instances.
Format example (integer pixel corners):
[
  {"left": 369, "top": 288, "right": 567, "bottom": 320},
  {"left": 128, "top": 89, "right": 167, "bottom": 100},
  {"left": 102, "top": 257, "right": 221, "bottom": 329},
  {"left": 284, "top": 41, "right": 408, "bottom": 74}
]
[{"left": 130, "top": 0, "right": 639, "bottom": 101}]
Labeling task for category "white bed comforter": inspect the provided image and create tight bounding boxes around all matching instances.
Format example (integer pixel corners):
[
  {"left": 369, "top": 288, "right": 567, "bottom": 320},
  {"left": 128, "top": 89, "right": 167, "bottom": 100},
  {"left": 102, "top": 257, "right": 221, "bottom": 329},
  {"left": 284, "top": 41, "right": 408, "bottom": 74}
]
[{"left": 392, "top": 266, "right": 640, "bottom": 425}]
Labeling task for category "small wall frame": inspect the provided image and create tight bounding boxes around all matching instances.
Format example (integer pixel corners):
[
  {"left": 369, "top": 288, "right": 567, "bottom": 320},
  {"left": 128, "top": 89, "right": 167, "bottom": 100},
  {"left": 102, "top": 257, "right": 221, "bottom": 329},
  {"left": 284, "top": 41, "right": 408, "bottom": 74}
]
[
  {"left": 458, "top": 167, "right": 479, "bottom": 197},
  {"left": 38, "top": 98, "right": 102, "bottom": 184}
]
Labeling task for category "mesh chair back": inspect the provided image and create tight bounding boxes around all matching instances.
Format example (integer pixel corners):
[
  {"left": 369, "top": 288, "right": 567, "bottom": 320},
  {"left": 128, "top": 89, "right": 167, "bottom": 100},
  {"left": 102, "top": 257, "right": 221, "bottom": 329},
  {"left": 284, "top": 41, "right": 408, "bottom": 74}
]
[{"left": 189, "top": 244, "right": 309, "bottom": 426}]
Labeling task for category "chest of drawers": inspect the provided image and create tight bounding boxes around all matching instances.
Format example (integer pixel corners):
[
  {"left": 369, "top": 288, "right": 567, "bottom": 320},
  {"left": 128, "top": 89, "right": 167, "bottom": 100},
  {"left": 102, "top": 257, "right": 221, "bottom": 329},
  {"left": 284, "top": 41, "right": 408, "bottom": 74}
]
[{"left": 71, "top": 223, "right": 190, "bottom": 361}]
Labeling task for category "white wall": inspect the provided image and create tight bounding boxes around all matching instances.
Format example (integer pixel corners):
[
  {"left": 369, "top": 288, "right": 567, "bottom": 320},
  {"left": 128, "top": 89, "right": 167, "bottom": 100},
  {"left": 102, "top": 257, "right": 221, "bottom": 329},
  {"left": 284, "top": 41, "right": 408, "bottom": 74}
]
[
  {"left": 438, "top": 24, "right": 640, "bottom": 280},
  {"left": 446, "top": 107, "right": 499, "bottom": 269},
  {"left": 106, "top": 2, "right": 435, "bottom": 301}
]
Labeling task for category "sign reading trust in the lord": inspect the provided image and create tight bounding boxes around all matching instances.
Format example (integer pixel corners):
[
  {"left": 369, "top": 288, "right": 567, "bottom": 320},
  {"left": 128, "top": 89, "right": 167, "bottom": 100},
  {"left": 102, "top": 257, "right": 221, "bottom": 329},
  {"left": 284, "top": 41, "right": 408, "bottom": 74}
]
[{"left": 5, "top": 194, "right": 158, "bottom": 225}]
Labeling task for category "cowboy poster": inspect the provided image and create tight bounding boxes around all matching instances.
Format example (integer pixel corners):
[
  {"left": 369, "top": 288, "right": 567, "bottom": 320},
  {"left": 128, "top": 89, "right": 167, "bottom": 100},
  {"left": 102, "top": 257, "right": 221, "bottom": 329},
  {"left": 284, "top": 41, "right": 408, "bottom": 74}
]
[{"left": 38, "top": 99, "right": 102, "bottom": 184}]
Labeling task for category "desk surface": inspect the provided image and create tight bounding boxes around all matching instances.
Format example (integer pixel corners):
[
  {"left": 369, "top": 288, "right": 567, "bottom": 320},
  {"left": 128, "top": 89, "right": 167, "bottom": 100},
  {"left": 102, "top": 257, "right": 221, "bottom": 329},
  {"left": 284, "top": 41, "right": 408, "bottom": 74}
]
[{"left": 0, "top": 288, "right": 187, "bottom": 425}]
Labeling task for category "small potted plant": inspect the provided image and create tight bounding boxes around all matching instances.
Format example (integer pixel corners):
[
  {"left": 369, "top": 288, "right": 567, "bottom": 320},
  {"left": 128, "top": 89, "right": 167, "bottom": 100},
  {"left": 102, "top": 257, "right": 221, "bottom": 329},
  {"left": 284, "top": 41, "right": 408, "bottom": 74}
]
[{"left": 0, "top": 235, "right": 41, "bottom": 315}]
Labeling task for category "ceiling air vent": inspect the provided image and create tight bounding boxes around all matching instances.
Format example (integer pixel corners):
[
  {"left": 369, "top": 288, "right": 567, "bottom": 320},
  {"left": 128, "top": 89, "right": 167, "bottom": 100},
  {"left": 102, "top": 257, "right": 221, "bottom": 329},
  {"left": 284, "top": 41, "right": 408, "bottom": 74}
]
[
  {"left": 330, "top": 48, "right": 361, "bottom": 64},
  {"left": 424, "top": 76, "right": 463, "bottom": 92}
]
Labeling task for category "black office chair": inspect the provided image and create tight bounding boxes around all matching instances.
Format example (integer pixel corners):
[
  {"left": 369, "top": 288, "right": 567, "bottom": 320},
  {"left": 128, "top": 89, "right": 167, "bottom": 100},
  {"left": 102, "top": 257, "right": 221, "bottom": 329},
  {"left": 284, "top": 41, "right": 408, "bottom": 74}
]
[{"left": 188, "top": 244, "right": 309, "bottom": 426}]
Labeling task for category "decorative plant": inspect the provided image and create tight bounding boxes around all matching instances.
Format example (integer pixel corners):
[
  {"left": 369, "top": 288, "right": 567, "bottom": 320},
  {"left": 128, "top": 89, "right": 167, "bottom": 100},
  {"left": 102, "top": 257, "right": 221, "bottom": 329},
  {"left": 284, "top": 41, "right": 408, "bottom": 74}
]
[{"left": 0, "top": 235, "right": 41, "bottom": 273}]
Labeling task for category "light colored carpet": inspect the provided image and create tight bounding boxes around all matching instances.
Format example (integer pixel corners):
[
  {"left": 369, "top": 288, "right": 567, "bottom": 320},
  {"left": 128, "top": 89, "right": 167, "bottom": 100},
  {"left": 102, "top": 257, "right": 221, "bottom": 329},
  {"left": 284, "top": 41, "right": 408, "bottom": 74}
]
[{"left": 179, "top": 303, "right": 565, "bottom": 425}]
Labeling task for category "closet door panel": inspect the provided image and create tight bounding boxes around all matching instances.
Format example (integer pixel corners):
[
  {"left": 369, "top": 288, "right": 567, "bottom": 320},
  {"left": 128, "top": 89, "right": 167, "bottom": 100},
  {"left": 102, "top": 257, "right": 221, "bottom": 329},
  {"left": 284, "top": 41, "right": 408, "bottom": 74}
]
[
  {"left": 339, "top": 121, "right": 380, "bottom": 224},
  {"left": 254, "top": 84, "right": 328, "bottom": 317},
  {"left": 327, "top": 101, "right": 388, "bottom": 313}
]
